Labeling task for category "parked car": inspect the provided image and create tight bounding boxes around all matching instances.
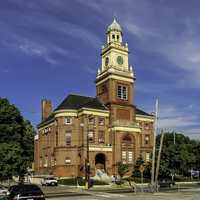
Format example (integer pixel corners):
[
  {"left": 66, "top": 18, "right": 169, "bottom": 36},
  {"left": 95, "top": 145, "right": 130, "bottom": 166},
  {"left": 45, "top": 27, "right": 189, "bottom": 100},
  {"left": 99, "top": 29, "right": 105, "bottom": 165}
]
[
  {"left": 0, "top": 186, "right": 8, "bottom": 196},
  {"left": 158, "top": 179, "right": 175, "bottom": 188},
  {"left": 41, "top": 177, "right": 57, "bottom": 186},
  {"left": 5, "top": 184, "right": 45, "bottom": 200}
]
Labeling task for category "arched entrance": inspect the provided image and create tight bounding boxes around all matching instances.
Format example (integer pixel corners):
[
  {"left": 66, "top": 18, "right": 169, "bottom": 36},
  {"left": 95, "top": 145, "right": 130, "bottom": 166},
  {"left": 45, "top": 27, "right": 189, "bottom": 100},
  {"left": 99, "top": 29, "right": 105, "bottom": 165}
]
[{"left": 95, "top": 153, "right": 106, "bottom": 171}]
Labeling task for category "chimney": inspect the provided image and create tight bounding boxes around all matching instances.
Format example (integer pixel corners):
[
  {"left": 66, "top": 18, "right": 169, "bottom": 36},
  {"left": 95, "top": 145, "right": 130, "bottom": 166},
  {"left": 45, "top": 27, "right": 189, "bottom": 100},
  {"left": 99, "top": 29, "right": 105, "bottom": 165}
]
[{"left": 41, "top": 99, "right": 52, "bottom": 121}]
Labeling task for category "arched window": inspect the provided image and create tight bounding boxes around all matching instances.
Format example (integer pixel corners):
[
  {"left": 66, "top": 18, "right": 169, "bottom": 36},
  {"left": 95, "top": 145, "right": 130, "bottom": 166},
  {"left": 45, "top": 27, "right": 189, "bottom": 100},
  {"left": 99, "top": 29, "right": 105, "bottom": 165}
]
[{"left": 121, "top": 135, "right": 134, "bottom": 164}]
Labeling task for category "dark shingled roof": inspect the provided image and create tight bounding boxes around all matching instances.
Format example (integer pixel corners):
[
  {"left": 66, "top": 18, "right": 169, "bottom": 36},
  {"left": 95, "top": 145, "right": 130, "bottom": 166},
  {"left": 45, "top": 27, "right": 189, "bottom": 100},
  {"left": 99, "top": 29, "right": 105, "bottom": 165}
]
[
  {"left": 38, "top": 95, "right": 107, "bottom": 128},
  {"left": 37, "top": 113, "right": 54, "bottom": 128},
  {"left": 55, "top": 94, "right": 108, "bottom": 111},
  {"left": 135, "top": 107, "right": 154, "bottom": 117}
]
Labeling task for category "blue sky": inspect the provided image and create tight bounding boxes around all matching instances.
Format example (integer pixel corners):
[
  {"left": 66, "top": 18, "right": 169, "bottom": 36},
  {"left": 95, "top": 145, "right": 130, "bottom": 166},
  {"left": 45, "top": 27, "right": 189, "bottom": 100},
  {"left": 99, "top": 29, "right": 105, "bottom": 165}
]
[{"left": 0, "top": 0, "right": 200, "bottom": 139}]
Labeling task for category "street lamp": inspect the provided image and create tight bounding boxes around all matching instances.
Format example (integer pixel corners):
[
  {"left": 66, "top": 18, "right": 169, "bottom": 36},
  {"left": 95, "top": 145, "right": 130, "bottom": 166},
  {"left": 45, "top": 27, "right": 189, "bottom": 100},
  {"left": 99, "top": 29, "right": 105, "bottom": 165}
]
[{"left": 80, "top": 114, "right": 94, "bottom": 189}]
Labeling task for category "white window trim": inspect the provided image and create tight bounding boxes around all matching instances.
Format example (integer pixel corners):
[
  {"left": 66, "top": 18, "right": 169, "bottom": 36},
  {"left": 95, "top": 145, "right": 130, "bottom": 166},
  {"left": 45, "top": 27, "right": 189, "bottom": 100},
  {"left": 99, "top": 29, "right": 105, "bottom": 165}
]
[
  {"left": 65, "top": 158, "right": 71, "bottom": 164},
  {"left": 64, "top": 117, "right": 72, "bottom": 124},
  {"left": 117, "top": 85, "right": 128, "bottom": 100},
  {"left": 146, "top": 152, "right": 150, "bottom": 162},
  {"left": 99, "top": 117, "right": 105, "bottom": 126}
]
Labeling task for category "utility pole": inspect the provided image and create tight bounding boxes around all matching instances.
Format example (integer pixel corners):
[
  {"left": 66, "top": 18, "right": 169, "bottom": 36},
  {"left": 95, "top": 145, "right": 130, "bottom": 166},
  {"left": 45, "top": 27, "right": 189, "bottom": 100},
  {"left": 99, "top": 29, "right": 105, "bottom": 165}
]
[
  {"left": 85, "top": 114, "right": 93, "bottom": 189},
  {"left": 85, "top": 127, "right": 89, "bottom": 189},
  {"left": 173, "top": 131, "right": 176, "bottom": 145},
  {"left": 155, "top": 130, "right": 164, "bottom": 189},
  {"left": 151, "top": 99, "right": 159, "bottom": 189}
]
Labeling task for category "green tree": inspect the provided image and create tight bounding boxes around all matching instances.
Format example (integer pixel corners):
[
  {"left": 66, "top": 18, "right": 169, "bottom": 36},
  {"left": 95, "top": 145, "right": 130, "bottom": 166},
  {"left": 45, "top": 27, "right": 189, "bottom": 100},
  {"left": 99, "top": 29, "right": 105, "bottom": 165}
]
[
  {"left": 132, "top": 156, "right": 151, "bottom": 179},
  {"left": 117, "top": 162, "right": 129, "bottom": 178},
  {"left": 0, "top": 98, "right": 35, "bottom": 181},
  {"left": 133, "top": 155, "right": 144, "bottom": 177},
  {"left": 156, "top": 132, "right": 200, "bottom": 179}
]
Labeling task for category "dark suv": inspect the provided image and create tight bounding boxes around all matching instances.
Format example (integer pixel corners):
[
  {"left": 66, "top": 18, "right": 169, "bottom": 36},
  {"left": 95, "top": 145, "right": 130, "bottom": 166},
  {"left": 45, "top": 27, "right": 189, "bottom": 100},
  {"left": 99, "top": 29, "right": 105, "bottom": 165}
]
[{"left": 5, "top": 184, "right": 45, "bottom": 200}]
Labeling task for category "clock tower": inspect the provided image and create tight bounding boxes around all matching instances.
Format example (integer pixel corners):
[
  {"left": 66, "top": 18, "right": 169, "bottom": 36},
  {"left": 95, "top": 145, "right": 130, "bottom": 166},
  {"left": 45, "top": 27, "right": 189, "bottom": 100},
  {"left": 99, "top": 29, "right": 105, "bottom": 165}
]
[
  {"left": 96, "top": 18, "right": 142, "bottom": 174},
  {"left": 96, "top": 18, "right": 136, "bottom": 123}
]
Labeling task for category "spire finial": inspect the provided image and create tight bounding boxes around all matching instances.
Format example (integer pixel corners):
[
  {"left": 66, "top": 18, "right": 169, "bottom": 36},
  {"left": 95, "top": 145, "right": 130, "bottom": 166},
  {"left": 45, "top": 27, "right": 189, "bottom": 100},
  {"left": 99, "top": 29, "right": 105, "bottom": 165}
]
[
  {"left": 107, "top": 15, "right": 122, "bottom": 33},
  {"left": 113, "top": 13, "right": 117, "bottom": 22}
]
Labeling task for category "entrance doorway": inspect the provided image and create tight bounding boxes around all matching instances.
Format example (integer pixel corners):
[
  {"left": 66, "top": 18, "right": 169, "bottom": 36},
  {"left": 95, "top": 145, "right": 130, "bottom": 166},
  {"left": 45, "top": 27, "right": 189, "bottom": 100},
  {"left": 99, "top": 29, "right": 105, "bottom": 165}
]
[{"left": 95, "top": 153, "right": 106, "bottom": 171}]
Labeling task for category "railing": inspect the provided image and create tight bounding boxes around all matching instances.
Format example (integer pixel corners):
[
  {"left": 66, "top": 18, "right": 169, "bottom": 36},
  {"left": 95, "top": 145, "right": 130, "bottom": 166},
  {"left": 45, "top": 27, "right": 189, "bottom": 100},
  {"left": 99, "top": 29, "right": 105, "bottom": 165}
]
[
  {"left": 103, "top": 42, "right": 128, "bottom": 49},
  {"left": 112, "top": 120, "right": 139, "bottom": 128}
]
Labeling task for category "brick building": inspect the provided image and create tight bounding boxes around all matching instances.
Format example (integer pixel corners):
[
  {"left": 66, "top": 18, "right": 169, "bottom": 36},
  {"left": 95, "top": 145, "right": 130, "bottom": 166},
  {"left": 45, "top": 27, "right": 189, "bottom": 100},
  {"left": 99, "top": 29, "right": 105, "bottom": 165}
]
[{"left": 34, "top": 18, "right": 154, "bottom": 177}]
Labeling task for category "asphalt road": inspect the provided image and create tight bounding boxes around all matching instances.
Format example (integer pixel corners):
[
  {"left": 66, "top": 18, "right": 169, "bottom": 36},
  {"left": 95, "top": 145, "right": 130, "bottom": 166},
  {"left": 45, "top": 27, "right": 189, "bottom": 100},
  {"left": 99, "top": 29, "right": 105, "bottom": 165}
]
[{"left": 47, "top": 191, "right": 200, "bottom": 200}]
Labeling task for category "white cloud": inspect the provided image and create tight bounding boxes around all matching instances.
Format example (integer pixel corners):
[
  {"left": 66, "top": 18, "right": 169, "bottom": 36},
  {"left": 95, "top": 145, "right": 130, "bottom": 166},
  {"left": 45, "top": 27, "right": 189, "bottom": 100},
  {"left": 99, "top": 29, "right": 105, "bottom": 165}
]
[
  {"left": 17, "top": 39, "right": 58, "bottom": 65},
  {"left": 158, "top": 105, "right": 199, "bottom": 130},
  {"left": 125, "top": 22, "right": 159, "bottom": 39},
  {"left": 77, "top": 0, "right": 102, "bottom": 12},
  {"left": 2, "top": 34, "right": 71, "bottom": 65},
  {"left": 57, "top": 22, "right": 102, "bottom": 49},
  {"left": 188, "top": 53, "right": 200, "bottom": 63}
]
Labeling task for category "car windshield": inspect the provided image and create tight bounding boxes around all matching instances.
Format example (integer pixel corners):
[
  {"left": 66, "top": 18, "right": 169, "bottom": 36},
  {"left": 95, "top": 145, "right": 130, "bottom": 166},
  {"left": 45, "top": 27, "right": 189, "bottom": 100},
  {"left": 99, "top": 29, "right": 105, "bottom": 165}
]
[{"left": 9, "top": 185, "right": 42, "bottom": 194}]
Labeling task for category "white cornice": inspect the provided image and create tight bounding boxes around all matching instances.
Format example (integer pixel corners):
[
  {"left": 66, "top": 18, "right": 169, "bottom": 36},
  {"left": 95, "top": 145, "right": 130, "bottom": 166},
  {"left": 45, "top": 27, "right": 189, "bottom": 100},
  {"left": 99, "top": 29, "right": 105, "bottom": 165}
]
[
  {"left": 89, "top": 146, "right": 112, "bottom": 152},
  {"left": 96, "top": 74, "right": 134, "bottom": 86},
  {"left": 136, "top": 115, "right": 154, "bottom": 122},
  {"left": 54, "top": 110, "right": 78, "bottom": 117},
  {"left": 109, "top": 126, "right": 141, "bottom": 132},
  {"left": 78, "top": 107, "right": 109, "bottom": 117}
]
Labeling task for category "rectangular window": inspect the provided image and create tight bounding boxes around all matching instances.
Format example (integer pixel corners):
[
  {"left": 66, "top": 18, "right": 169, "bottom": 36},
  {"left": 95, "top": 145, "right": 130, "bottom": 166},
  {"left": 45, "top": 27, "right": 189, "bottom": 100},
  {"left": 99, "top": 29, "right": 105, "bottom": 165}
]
[
  {"left": 51, "top": 157, "right": 54, "bottom": 167},
  {"left": 128, "top": 151, "right": 133, "bottom": 163},
  {"left": 88, "top": 117, "right": 95, "bottom": 125},
  {"left": 98, "top": 131, "right": 105, "bottom": 143},
  {"left": 39, "top": 159, "right": 42, "bottom": 168},
  {"left": 88, "top": 130, "right": 94, "bottom": 142},
  {"left": 144, "top": 122, "right": 149, "bottom": 129},
  {"left": 122, "top": 86, "right": 127, "bottom": 99},
  {"left": 99, "top": 117, "right": 105, "bottom": 126},
  {"left": 146, "top": 152, "right": 150, "bottom": 162},
  {"left": 117, "top": 85, "right": 128, "bottom": 100},
  {"left": 44, "top": 157, "right": 48, "bottom": 168},
  {"left": 122, "top": 151, "right": 126, "bottom": 160},
  {"left": 64, "top": 117, "right": 72, "bottom": 124},
  {"left": 117, "top": 85, "right": 122, "bottom": 98},
  {"left": 66, "top": 131, "right": 71, "bottom": 146},
  {"left": 65, "top": 157, "right": 71, "bottom": 164},
  {"left": 145, "top": 135, "right": 150, "bottom": 145}
]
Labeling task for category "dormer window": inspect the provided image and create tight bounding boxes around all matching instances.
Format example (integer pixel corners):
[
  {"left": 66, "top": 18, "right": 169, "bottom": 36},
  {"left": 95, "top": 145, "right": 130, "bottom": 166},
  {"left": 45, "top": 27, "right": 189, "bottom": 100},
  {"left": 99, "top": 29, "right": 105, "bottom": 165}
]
[{"left": 64, "top": 117, "right": 72, "bottom": 124}]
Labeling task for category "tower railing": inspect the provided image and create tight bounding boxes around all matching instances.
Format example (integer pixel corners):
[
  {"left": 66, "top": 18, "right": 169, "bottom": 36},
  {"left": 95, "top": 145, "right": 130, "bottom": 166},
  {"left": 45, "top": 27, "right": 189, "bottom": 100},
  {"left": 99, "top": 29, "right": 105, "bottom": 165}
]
[{"left": 112, "top": 120, "right": 139, "bottom": 128}]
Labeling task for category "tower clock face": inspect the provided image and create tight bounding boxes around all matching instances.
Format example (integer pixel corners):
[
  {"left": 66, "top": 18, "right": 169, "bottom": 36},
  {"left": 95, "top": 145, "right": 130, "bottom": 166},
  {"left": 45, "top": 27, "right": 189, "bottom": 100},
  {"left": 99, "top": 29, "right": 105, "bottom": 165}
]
[
  {"left": 117, "top": 56, "right": 123, "bottom": 65},
  {"left": 105, "top": 57, "right": 109, "bottom": 66}
]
